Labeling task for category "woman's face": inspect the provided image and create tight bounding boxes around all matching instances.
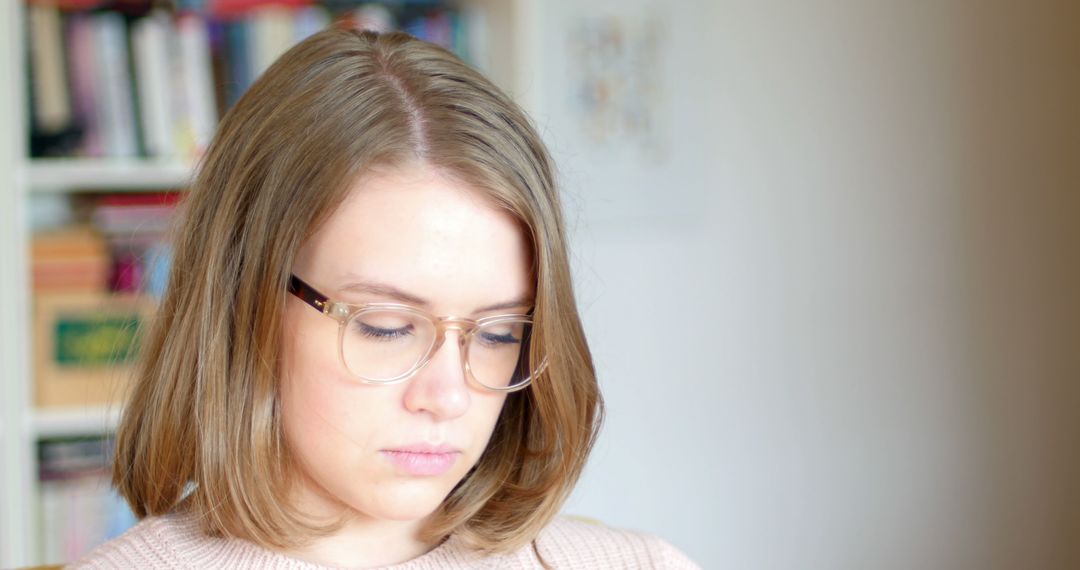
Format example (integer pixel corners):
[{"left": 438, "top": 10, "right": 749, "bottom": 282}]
[{"left": 280, "top": 165, "right": 532, "bottom": 524}]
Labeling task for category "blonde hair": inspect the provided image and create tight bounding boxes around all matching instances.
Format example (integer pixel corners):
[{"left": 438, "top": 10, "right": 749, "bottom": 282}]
[{"left": 112, "top": 27, "right": 603, "bottom": 556}]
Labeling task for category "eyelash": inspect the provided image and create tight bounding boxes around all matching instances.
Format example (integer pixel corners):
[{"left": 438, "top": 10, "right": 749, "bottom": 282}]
[
  {"left": 356, "top": 323, "right": 413, "bottom": 341},
  {"left": 477, "top": 331, "right": 521, "bottom": 346}
]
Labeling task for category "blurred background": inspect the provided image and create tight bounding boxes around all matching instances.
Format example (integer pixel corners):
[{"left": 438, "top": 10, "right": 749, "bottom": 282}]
[{"left": 1, "top": 0, "right": 1078, "bottom": 568}]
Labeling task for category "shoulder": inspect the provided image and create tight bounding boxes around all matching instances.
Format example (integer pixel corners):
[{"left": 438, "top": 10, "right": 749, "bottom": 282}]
[
  {"left": 65, "top": 510, "right": 248, "bottom": 570},
  {"left": 66, "top": 512, "right": 188, "bottom": 569},
  {"left": 526, "top": 516, "right": 701, "bottom": 569}
]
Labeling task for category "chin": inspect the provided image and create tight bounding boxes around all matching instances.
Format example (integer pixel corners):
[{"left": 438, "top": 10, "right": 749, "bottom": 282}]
[
  {"left": 375, "top": 505, "right": 441, "bottom": 522},
  {"left": 363, "top": 500, "right": 443, "bottom": 523},
  {"left": 358, "top": 480, "right": 456, "bottom": 521}
]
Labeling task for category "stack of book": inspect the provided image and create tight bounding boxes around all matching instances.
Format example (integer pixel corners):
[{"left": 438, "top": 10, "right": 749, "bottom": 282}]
[
  {"left": 27, "top": 3, "right": 216, "bottom": 159},
  {"left": 32, "top": 193, "right": 179, "bottom": 298},
  {"left": 91, "top": 193, "right": 180, "bottom": 297},
  {"left": 31, "top": 225, "right": 112, "bottom": 293},
  {"left": 38, "top": 436, "right": 136, "bottom": 564},
  {"left": 27, "top": 0, "right": 473, "bottom": 159},
  {"left": 31, "top": 193, "right": 177, "bottom": 408}
]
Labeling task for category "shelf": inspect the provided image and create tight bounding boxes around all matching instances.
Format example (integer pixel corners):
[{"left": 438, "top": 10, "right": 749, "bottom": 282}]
[
  {"left": 27, "top": 158, "right": 195, "bottom": 192},
  {"left": 4, "top": 2, "right": 536, "bottom": 566},
  {"left": 32, "top": 406, "right": 122, "bottom": 439}
]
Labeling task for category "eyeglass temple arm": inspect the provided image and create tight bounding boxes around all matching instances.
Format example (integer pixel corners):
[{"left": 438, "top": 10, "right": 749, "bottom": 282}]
[{"left": 288, "top": 274, "right": 330, "bottom": 313}]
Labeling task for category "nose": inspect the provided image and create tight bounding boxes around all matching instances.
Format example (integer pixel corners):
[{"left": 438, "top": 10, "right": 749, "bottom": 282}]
[{"left": 402, "top": 330, "right": 471, "bottom": 420}]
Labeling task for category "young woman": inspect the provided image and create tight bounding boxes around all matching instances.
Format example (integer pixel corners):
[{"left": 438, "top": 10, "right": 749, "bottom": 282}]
[{"left": 72, "top": 27, "right": 699, "bottom": 569}]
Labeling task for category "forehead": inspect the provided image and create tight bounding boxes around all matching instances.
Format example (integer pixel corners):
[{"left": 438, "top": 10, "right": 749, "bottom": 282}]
[{"left": 297, "top": 165, "right": 533, "bottom": 311}]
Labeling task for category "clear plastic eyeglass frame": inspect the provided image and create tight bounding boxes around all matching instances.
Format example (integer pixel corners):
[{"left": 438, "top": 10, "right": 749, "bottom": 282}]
[{"left": 287, "top": 274, "right": 546, "bottom": 392}]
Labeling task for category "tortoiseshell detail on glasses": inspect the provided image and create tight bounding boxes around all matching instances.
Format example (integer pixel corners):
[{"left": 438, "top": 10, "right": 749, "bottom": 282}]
[{"left": 288, "top": 275, "right": 328, "bottom": 313}]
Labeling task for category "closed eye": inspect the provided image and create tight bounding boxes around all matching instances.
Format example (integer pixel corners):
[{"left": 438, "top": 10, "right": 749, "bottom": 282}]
[
  {"left": 477, "top": 330, "right": 522, "bottom": 346},
  {"left": 354, "top": 322, "right": 414, "bottom": 341}
]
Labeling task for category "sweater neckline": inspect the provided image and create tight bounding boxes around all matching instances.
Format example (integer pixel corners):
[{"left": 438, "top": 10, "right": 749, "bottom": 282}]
[
  {"left": 249, "top": 531, "right": 460, "bottom": 569},
  {"left": 159, "top": 509, "right": 473, "bottom": 569}
]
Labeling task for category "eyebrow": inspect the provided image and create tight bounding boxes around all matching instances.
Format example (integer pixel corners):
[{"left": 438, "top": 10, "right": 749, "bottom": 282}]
[{"left": 338, "top": 280, "right": 534, "bottom": 314}]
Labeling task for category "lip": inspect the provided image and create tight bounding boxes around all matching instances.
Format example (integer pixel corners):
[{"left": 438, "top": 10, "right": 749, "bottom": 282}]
[
  {"left": 387, "top": 443, "right": 461, "bottom": 454},
  {"left": 381, "top": 444, "right": 461, "bottom": 476}
]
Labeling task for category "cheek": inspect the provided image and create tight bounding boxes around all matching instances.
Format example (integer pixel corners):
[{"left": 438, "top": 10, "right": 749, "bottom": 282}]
[
  {"left": 281, "top": 359, "right": 344, "bottom": 447},
  {"left": 280, "top": 310, "right": 383, "bottom": 458},
  {"left": 469, "top": 392, "right": 510, "bottom": 450}
]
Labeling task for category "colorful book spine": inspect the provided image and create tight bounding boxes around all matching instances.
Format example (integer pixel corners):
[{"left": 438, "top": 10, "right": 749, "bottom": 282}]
[
  {"left": 132, "top": 10, "right": 177, "bottom": 158},
  {"left": 27, "top": 2, "right": 473, "bottom": 160},
  {"left": 67, "top": 14, "right": 102, "bottom": 157},
  {"left": 28, "top": 3, "right": 71, "bottom": 134},
  {"left": 251, "top": 4, "right": 296, "bottom": 78},
  {"left": 32, "top": 193, "right": 180, "bottom": 296},
  {"left": 93, "top": 12, "right": 138, "bottom": 158},
  {"left": 177, "top": 14, "right": 219, "bottom": 159},
  {"left": 38, "top": 437, "right": 137, "bottom": 564}
]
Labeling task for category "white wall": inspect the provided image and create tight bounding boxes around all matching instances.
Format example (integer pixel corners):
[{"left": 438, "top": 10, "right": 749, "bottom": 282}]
[{"left": 530, "top": 1, "right": 1080, "bottom": 568}]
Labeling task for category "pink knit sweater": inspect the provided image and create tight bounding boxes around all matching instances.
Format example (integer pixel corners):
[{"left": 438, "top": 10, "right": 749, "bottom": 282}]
[{"left": 67, "top": 510, "right": 701, "bottom": 569}]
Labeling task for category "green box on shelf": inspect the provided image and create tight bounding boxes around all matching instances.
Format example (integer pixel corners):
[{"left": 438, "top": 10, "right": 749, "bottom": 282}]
[
  {"left": 35, "top": 293, "right": 155, "bottom": 408},
  {"left": 54, "top": 315, "right": 142, "bottom": 367}
]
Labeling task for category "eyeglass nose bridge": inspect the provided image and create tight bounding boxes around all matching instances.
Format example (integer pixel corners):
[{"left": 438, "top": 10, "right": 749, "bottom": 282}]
[
  {"left": 408, "top": 315, "right": 477, "bottom": 373},
  {"left": 423, "top": 316, "right": 480, "bottom": 363}
]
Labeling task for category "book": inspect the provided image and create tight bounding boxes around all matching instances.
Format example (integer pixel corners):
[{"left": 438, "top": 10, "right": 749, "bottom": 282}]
[
  {"left": 27, "top": 2, "right": 474, "bottom": 160},
  {"left": 28, "top": 3, "right": 72, "bottom": 135},
  {"left": 66, "top": 13, "right": 103, "bottom": 157},
  {"left": 38, "top": 437, "right": 137, "bottom": 564},
  {"left": 93, "top": 12, "right": 139, "bottom": 158},
  {"left": 89, "top": 193, "right": 180, "bottom": 294},
  {"left": 251, "top": 4, "right": 296, "bottom": 79},
  {"left": 131, "top": 10, "right": 176, "bottom": 158},
  {"left": 32, "top": 193, "right": 179, "bottom": 295},
  {"left": 28, "top": 2, "right": 83, "bottom": 156},
  {"left": 32, "top": 226, "right": 111, "bottom": 293},
  {"left": 294, "top": 5, "right": 332, "bottom": 43},
  {"left": 176, "top": 14, "right": 218, "bottom": 159}
]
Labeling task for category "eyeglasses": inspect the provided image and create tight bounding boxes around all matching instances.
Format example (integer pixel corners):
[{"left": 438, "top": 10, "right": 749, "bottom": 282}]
[{"left": 287, "top": 274, "right": 545, "bottom": 392}]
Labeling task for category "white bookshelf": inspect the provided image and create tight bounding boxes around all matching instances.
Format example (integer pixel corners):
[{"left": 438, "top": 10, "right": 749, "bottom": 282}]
[
  {"left": 1, "top": 1, "right": 33, "bottom": 566},
  {"left": 33, "top": 407, "right": 124, "bottom": 440},
  {"left": 0, "top": 1, "right": 540, "bottom": 566},
  {"left": 28, "top": 158, "right": 195, "bottom": 192}
]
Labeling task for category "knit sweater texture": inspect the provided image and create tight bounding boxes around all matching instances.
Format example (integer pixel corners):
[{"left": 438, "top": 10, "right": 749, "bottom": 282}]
[{"left": 67, "top": 511, "right": 701, "bottom": 569}]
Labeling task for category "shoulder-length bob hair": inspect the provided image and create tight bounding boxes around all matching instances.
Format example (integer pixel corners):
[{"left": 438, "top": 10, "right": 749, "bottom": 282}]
[{"left": 112, "top": 27, "right": 603, "bottom": 555}]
